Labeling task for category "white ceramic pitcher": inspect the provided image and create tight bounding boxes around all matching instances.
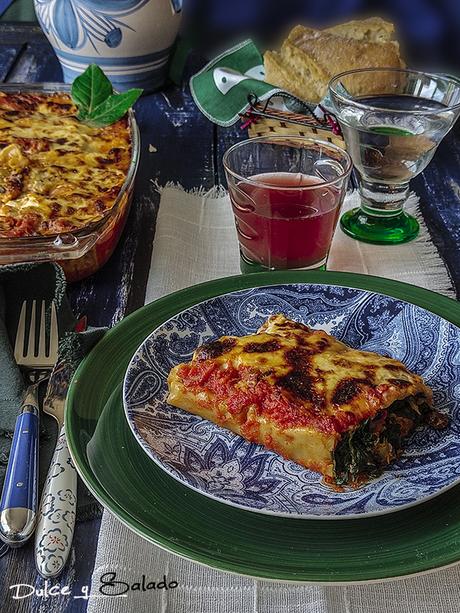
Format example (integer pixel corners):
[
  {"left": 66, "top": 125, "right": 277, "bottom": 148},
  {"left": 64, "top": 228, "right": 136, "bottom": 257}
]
[{"left": 34, "top": 0, "right": 182, "bottom": 91}]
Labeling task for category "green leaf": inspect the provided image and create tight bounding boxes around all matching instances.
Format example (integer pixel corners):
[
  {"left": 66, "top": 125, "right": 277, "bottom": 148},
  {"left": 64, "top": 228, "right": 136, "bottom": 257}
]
[
  {"left": 70, "top": 64, "right": 143, "bottom": 126},
  {"left": 71, "top": 64, "right": 113, "bottom": 115},
  {"left": 84, "top": 89, "right": 143, "bottom": 126}
]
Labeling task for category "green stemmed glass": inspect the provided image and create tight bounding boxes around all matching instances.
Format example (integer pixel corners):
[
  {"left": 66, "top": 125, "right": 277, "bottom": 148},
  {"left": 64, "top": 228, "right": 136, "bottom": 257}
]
[{"left": 329, "top": 68, "right": 460, "bottom": 244}]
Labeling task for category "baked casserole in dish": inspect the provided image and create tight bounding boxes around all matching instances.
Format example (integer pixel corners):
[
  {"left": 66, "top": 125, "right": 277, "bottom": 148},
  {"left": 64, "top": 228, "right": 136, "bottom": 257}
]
[{"left": 0, "top": 83, "right": 139, "bottom": 281}]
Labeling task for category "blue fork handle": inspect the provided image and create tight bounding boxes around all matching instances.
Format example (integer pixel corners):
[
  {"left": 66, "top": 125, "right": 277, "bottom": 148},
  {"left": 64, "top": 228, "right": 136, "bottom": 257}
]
[{"left": 0, "top": 402, "right": 39, "bottom": 547}]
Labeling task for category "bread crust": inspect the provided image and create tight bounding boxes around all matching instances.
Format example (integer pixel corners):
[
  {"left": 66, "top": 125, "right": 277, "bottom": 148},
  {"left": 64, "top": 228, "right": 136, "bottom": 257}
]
[
  {"left": 264, "top": 50, "right": 320, "bottom": 102},
  {"left": 264, "top": 19, "right": 405, "bottom": 103},
  {"left": 324, "top": 16, "right": 395, "bottom": 43}
]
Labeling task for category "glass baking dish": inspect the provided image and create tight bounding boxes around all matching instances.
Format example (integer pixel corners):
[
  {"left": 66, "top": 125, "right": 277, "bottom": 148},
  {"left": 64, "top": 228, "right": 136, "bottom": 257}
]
[{"left": 0, "top": 82, "right": 140, "bottom": 282}]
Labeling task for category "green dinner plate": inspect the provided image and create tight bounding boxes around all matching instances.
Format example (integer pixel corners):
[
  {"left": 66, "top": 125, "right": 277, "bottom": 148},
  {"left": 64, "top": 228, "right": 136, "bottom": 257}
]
[{"left": 66, "top": 270, "right": 460, "bottom": 583}]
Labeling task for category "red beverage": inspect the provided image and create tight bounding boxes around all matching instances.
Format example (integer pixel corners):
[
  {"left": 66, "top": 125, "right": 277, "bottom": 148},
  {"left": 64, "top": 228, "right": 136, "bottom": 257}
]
[{"left": 228, "top": 172, "right": 343, "bottom": 269}]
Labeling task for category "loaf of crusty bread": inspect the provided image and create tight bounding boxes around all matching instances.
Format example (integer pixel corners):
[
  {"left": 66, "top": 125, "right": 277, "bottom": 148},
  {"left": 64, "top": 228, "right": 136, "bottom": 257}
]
[
  {"left": 324, "top": 16, "right": 397, "bottom": 43},
  {"left": 264, "top": 18, "right": 405, "bottom": 103}
]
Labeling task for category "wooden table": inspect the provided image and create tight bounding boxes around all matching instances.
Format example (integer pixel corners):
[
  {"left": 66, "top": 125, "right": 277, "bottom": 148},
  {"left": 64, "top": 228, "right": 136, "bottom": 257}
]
[{"left": 1, "top": 23, "right": 460, "bottom": 613}]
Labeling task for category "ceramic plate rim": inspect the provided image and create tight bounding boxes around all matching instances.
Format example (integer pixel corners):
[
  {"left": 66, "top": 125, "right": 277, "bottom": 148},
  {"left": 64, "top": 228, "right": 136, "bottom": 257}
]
[
  {"left": 122, "top": 281, "right": 460, "bottom": 520},
  {"left": 65, "top": 270, "right": 460, "bottom": 583},
  {"left": 64, "top": 425, "right": 460, "bottom": 586}
]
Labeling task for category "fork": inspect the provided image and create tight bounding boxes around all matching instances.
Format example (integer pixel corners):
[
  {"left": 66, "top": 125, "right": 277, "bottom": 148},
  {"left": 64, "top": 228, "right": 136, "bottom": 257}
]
[{"left": 0, "top": 300, "right": 58, "bottom": 546}]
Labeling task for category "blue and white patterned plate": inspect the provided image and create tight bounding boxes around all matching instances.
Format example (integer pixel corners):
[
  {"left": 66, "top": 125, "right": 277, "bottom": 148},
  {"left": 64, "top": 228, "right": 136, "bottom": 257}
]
[{"left": 123, "top": 283, "right": 460, "bottom": 519}]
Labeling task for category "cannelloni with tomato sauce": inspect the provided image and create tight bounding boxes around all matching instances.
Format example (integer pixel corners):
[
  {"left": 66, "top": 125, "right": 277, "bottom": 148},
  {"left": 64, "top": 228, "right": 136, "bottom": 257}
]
[{"left": 167, "top": 314, "right": 448, "bottom": 486}]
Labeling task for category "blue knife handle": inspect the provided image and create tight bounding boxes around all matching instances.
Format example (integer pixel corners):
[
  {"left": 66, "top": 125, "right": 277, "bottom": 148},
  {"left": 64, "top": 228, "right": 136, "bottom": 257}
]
[{"left": 0, "top": 405, "right": 39, "bottom": 546}]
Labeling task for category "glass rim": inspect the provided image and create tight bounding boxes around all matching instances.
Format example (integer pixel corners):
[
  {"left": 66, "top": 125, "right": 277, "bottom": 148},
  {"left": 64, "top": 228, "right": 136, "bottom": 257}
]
[
  {"left": 222, "top": 135, "right": 353, "bottom": 190},
  {"left": 328, "top": 67, "right": 460, "bottom": 115}
]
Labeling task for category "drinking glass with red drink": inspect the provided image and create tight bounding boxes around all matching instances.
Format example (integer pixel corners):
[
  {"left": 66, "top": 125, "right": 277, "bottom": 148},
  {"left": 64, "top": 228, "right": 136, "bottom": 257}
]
[{"left": 223, "top": 136, "right": 352, "bottom": 273}]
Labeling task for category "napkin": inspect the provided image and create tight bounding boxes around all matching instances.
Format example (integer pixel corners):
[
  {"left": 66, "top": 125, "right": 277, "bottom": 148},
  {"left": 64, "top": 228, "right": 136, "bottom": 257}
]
[
  {"left": 190, "top": 40, "right": 282, "bottom": 126},
  {"left": 0, "top": 262, "right": 104, "bottom": 522},
  {"left": 190, "top": 39, "right": 335, "bottom": 127},
  {"left": 88, "top": 185, "right": 456, "bottom": 612},
  {"left": 327, "top": 191, "right": 455, "bottom": 295},
  {"left": 145, "top": 187, "right": 454, "bottom": 301}
]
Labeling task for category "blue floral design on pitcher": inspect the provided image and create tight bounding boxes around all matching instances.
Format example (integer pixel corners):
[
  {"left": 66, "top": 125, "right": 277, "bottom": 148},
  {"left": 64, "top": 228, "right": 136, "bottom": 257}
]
[{"left": 35, "top": 0, "right": 150, "bottom": 50}]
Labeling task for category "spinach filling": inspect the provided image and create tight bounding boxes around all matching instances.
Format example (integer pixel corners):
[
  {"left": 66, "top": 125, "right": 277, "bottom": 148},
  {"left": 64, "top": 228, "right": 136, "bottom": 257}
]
[{"left": 333, "top": 398, "right": 433, "bottom": 486}]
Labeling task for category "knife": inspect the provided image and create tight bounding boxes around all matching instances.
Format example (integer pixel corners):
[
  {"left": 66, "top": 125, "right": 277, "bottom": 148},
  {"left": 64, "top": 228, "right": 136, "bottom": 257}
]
[{"left": 34, "top": 358, "right": 77, "bottom": 579}]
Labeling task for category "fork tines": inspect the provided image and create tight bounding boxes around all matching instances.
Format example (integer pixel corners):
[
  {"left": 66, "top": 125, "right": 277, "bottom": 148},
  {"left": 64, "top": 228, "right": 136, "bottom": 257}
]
[{"left": 14, "top": 300, "right": 58, "bottom": 368}]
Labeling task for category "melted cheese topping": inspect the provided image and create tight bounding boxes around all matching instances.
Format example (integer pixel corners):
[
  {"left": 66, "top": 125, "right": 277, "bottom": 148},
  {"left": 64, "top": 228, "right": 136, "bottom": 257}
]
[
  {"left": 0, "top": 92, "right": 131, "bottom": 237},
  {"left": 168, "top": 314, "right": 432, "bottom": 435},
  {"left": 167, "top": 314, "right": 433, "bottom": 479}
]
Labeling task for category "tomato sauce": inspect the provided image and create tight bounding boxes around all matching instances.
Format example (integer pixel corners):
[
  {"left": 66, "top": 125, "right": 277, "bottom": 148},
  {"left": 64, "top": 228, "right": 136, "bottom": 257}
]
[{"left": 178, "top": 362, "right": 367, "bottom": 434}]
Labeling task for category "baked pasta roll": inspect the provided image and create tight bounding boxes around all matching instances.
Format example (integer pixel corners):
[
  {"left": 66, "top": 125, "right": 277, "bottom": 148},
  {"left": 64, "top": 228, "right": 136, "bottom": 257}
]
[{"left": 167, "top": 314, "right": 447, "bottom": 486}]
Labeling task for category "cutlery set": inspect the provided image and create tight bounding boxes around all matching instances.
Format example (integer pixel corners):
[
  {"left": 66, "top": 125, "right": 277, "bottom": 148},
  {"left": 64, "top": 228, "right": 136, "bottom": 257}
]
[{"left": 0, "top": 300, "right": 76, "bottom": 578}]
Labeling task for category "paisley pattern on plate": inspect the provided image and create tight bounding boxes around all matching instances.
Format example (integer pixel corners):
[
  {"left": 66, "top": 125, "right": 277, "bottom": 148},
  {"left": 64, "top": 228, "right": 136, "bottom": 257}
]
[{"left": 123, "top": 284, "right": 460, "bottom": 518}]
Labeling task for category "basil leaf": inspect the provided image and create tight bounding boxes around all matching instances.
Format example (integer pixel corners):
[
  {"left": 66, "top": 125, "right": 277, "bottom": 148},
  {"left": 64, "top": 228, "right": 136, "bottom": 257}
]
[
  {"left": 71, "top": 64, "right": 113, "bottom": 116},
  {"left": 84, "top": 89, "right": 143, "bottom": 126},
  {"left": 71, "top": 64, "right": 142, "bottom": 126}
]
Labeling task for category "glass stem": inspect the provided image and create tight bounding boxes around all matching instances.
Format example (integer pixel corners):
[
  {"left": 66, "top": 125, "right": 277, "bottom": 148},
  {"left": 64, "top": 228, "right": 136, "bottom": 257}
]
[{"left": 359, "top": 179, "right": 410, "bottom": 217}]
